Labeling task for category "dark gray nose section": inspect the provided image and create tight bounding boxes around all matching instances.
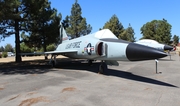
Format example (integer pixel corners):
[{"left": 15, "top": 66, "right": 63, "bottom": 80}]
[
  {"left": 164, "top": 45, "right": 173, "bottom": 51},
  {"left": 126, "top": 43, "right": 167, "bottom": 61}
]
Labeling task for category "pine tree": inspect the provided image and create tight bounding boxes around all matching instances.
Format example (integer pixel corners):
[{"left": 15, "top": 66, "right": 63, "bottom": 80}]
[
  {"left": 121, "top": 24, "right": 136, "bottom": 42},
  {"left": 24, "top": 0, "right": 61, "bottom": 59},
  {"left": 0, "top": 0, "right": 62, "bottom": 61},
  {"left": 103, "top": 14, "right": 124, "bottom": 38},
  {"left": 62, "top": 15, "right": 70, "bottom": 30},
  {"left": 0, "top": 0, "right": 25, "bottom": 62},
  {"left": 66, "top": 0, "right": 92, "bottom": 38},
  {"left": 172, "top": 35, "right": 179, "bottom": 46}
]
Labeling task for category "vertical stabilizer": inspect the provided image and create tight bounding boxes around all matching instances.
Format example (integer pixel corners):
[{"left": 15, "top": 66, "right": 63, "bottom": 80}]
[{"left": 59, "top": 23, "right": 69, "bottom": 43}]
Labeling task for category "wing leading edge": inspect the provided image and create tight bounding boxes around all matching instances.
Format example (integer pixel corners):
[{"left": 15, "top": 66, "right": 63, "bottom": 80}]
[
  {"left": 19, "top": 50, "right": 77, "bottom": 56},
  {"left": 45, "top": 50, "right": 77, "bottom": 55}
]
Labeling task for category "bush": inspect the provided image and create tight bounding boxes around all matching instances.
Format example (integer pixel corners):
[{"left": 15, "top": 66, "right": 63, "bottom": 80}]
[
  {"left": 0, "top": 53, "right": 2, "bottom": 58},
  {"left": 2, "top": 52, "right": 8, "bottom": 58},
  {"left": 47, "top": 44, "right": 56, "bottom": 51}
]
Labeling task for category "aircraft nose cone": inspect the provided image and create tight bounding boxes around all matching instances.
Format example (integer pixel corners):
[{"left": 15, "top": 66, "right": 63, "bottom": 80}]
[
  {"left": 126, "top": 43, "right": 167, "bottom": 61},
  {"left": 164, "top": 45, "right": 173, "bottom": 51}
]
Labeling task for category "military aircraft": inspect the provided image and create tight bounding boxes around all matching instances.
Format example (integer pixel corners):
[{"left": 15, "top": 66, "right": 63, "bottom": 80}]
[
  {"left": 20, "top": 24, "right": 168, "bottom": 73},
  {"left": 135, "top": 39, "right": 174, "bottom": 51}
]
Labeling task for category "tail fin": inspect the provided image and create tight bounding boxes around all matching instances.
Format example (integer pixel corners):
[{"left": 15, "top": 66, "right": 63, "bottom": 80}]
[{"left": 59, "top": 23, "right": 69, "bottom": 43}]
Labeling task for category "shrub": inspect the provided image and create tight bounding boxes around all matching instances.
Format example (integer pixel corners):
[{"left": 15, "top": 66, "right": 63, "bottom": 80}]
[
  {"left": 47, "top": 44, "right": 56, "bottom": 51},
  {"left": 0, "top": 53, "right": 2, "bottom": 58},
  {"left": 2, "top": 52, "right": 8, "bottom": 58}
]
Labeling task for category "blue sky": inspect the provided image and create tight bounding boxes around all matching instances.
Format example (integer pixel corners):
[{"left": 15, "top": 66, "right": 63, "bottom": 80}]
[{"left": 0, "top": 0, "right": 179, "bottom": 47}]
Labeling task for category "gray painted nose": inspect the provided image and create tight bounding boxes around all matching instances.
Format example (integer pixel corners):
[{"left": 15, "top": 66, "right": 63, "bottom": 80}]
[
  {"left": 126, "top": 43, "right": 167, "bottom": 61},
  {"left": 164, "top": 45, "right": 173, "bottom": 50}
]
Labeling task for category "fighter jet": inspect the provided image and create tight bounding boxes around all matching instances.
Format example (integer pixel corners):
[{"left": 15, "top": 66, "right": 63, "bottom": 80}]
[
  {"left": 20, "top": 24, "right": 168, "bottom": 73},
  {"left": 135, "top": 39, "right": 173, "bottom": 51}
]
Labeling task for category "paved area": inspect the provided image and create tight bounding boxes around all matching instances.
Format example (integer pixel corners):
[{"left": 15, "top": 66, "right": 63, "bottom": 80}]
[{"left": 0, "top": 54, "right": 180, "bottom": 106}]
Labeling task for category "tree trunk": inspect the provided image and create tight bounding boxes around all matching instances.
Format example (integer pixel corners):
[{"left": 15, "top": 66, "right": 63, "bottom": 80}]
[
  {"left": 43, "top": 44, "right": 48, "bottom": 60},
  {"left": 42, "top": 22, "right": 48, "bottom": 60},
  {"left": 43, "top": 36, "right": 48, "bottom": 60},
  {"left": 15, "top": 8, "right": 22, "bottom": 62}
]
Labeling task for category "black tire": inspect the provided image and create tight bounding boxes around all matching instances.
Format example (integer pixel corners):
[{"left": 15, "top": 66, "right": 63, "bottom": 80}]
[
  {"left": 98, "top": 63, "right": 108, "bottom": 74},
  {"left": 88, "top": 60, "right": 93, "bottom": 66},
  {"left": 51, "top": 61, "right": 55, "bottom": 67},
  {"left": 98, "top": 64, "right": 104, "bottom": 74}
]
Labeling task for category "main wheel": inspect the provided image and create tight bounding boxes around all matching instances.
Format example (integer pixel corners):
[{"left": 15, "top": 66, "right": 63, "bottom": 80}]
[
  {"left": 98, "top": 64, "right": 104, "bottom": 74},
  {"left": 50, "top": 60, "right": 55, "bottom": 67},
  {"left": 98, "top": 63, "right": 108, "bottom": 74},
  {"left": 88, "top": 60, "right": 93, "bottom": 66}
]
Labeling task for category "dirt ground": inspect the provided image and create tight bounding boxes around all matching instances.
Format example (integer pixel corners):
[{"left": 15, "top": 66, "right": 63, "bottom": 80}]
[
  {"left": 0, "top": 55, "right": 67, "bottom": 63},
  {"left": 0, "top": 55, "right": 68, "bottom": 69}
]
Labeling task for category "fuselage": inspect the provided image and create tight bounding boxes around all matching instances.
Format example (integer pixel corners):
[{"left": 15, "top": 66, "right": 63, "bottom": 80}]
[
  {"left": 56, "top": 33, "right": 127, "bottom": 60},
  {"left": 55, "top": 30, "right": 167, "bottom": 61}
]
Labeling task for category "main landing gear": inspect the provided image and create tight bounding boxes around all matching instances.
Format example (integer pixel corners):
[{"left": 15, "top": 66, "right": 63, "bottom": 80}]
[
  {"left": 88, "top": 60, "right": 107, "bottom": 74},
  {"left": 98, "top": 61, "right": 107, "bottom": 74},
  {"left": 88, "top": 59, "right": 93, "bottom": 66},
  {"left": 49, "top": 55, "right": 57, "bottom": 67}
]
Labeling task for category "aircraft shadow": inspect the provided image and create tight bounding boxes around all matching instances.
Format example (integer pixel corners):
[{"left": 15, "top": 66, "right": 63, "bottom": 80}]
[
  {"left": 0, "top": 60, "right": 58, "bottom": 75},
  {"left": 104, "top": 69, "right": 178, "bottom": 88},
  {"left": 0, "top": 59, "right": 178, "bottom": 88},
  {"left": 55, "top": 60, "right": 178, "bottom": 88}
]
